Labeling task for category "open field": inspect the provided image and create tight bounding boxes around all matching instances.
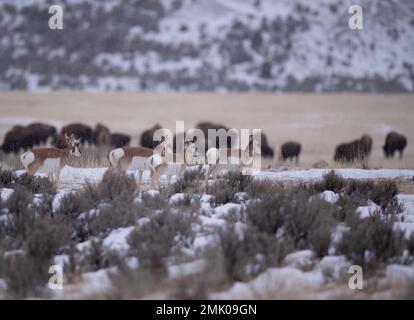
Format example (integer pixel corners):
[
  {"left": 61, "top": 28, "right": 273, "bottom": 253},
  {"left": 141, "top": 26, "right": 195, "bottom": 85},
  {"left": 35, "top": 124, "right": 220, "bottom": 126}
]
[
  {"left": 1, "top": 92, "right": 414, "bottom": 299},
  {"left": 0, "top": 92, "right": 413, "bottom": 169}
]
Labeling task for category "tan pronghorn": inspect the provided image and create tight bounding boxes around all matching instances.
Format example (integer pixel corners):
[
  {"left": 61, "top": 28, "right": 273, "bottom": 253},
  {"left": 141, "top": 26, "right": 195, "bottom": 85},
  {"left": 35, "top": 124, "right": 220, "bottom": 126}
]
[
  {"left": 108, "top": 136, "right": 198, "bottom": 185},
  {"left": 205, "top": 134, "right": 259, "bottom": 179},
  {"left": 149, "top": 138, "right": 201, "bottom": 185},
  {"left": 20, "top": 134, "right": 81, "bottom": 179},
  {"left": 108, "top": 136, "right": 169, "bottom": 183}
]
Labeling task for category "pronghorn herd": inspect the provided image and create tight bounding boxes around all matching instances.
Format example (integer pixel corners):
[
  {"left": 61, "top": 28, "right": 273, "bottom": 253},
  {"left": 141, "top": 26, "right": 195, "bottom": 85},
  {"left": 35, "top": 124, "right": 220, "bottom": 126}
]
[{"left": 19, "top": 133, "right": 261, "bottom": 186}]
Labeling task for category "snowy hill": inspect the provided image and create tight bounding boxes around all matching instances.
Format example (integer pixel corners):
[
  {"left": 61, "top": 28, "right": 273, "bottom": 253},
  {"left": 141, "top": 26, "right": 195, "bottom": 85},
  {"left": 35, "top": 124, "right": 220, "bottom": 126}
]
[{"left": 1, "top": 0, "right": 413, "bottom": 91}]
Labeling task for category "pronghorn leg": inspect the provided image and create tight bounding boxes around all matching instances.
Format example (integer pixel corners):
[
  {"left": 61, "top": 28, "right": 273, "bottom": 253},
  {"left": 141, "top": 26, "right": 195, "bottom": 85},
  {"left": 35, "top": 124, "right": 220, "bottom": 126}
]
[
  {"left": 149, "top": 168, "right": 161, "bottom": 189},
  {"left": 138, "top": 170, "right": 143, "bottom": 185}
]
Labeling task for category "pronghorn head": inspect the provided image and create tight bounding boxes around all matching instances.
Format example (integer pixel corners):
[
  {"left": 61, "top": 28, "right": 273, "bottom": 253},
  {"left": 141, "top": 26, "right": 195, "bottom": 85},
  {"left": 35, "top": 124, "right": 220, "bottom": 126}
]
[
  {"left": 157, "top": 135, "right": 173, "bottom": 158},
  {"left": 65, "top": 134, "right": 82, "bottom": 157}
]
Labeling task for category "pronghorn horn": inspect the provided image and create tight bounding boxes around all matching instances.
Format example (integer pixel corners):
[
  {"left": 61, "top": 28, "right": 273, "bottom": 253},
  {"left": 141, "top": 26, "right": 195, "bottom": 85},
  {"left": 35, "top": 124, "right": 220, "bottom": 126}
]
[{"left": 192, "top": 136, "right": 197, "bottom": 143}]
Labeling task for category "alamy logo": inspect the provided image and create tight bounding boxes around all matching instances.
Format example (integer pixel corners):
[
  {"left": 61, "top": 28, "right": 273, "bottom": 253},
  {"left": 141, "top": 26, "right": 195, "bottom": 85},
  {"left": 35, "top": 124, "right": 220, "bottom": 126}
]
[
  {"left": 48, "top": 265, "right": 63, "bottom": 290},
  {"left": 348, "top": 5, "right": 363, "bottom": 30},
  {"left": 348, "top": 265, "right": 363, "bottom": 290},
  {"left": 48, "top": 5, "right": 64, "bottom": 30}
]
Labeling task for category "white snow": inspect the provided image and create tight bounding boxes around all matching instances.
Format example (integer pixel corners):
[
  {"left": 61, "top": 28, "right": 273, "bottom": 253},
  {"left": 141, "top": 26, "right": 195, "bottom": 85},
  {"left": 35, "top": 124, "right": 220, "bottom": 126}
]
[
  {"left": 318, "top": 256, "right": 351, "bottom": 281},
  {"left": 212, "top": 203, "right": 243, "bottom": 219},
  {"left": 253, "top": 169, "right": 414, "bottom": 182},
  {"left": 102, "top": 226, "right": 135, "bottom": 254},
  {"left": 0, "top": 188, "right": 14, "bottom": 202},
  {"left": 320, "top": 191, "right": 340, "bottom": 204},
  {"left": 169, "top": 193, "right": 186, "bottom": 204},
  {"left": 168, "top": 259, "right": 207, "bottom": 279},
  {"left": 284, "top": 250, "right": 315, "bottom": 270},
  {"left": 356, "top": 201, "right": 381, "bottom": 219},
  {"left": 211, "top": 266, "right": 325, "bottom": 299}
]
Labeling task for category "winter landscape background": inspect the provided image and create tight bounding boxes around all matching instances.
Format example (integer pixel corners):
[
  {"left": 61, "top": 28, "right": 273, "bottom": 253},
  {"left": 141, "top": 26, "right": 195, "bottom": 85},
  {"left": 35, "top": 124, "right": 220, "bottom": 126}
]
[
  {"left": 1, "top": 0, "right": 414, "bottom": 301},
  {"left": 1, "top": 0, "right": 413, "bottom": 92}
]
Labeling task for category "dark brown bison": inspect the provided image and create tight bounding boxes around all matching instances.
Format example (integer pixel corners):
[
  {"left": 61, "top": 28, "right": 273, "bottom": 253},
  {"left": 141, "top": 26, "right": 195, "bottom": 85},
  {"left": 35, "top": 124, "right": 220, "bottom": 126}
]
[
  {"left": 26, "top": 123, "right": 56, "bottom": 145},
  {"left": 92, "top": 123, "right": 111, "bottom": 146},
  {"left": 1, "top": 126, "right": 25, "bottom": 153},
  {"left": 383, "top": 131, "right": 407, "bottom": 158},
  {"left": 140, "top": 124, "right": 162, "bottom": 149},
  {"left": 334, "top": 134, "right": 373, "bottom": 163},
  {"left": 1, "top": 123, "right": 56, "bottom": 153},
  {"left": 60, "top": 123, "right": 93, "bottom": 144},
  {"left": 280, "top": 141, "right": 301, "bottom": 162},
  {"left": 111, "top": 133, "right": 131, "bottom": 148},
  {"left": 260, "top": 133, "right": 274, "bottom": 158},
  {"left": 195, "top": 121, "right": 236, "bottom": 151}
]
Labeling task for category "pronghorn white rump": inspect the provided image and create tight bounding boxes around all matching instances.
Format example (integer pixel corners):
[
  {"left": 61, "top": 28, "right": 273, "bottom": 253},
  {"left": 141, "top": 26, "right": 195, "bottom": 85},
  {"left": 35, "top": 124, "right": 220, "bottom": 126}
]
[
  {"left": 148, "top": 138, "right": 201, "bottom": 185},
  {"left": 205, "top": 133, "right": 261, "bottom": 178}
]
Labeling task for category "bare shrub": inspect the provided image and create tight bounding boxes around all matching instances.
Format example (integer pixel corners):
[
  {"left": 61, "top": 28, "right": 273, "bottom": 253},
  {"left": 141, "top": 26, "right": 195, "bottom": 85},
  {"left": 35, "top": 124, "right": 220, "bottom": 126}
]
[
  {"left": 128, "top": 210, "right": 194, "bottom": 272},
  {"left": 312, "top": 170, "right": 346, "bottom": 193},
  {"left": 407, "top": 234, "right": 414, "bottom": 256},
  {"left": 243, "top": 179, "right": 282, "bottom": 199},
  {"left": 0, "top": 211, "right": 71, "bottom": 298},
  {"left": 109, "top": 265, "right": 163, "bottom": 299},
  {"left": 169, "top": 274, "right": 208, "bottom": 300},
  {"left": 172, "top": 168, "right": 206, "bottom": 194},
  {"left": 87, "top": 201, "right": 137, "bottom": 237},
  {"left": 15, "top": 173, "right": 55, "bottom": 194},
  {"left": 345, "top": 179, "right": 399, "bottom": 209},
  {"left": 76, "top": 239, "right": 121, "bottom": 273},
  {"left": 99, "top": 169, "right": 137, "bottom": 203},
  {"left": 0, "top": 167, "right": 15, "bottom": 187},
  {"left": 208, "top": 171, "right": 252, "bottom": 206},
  {"left": 284, "top": 195, "right": 336, "bottom": 256},
  {"left": 337, "top": 214, "right": 406, "bottom": 271},
  {"left": 247, "top": 187, "right": 336, "bottom": 257},
  {"left": 247, "top": 194, "right": 286, "bottom": 234},
  {"left": 217, "top": 224, "right": 292, "bottom": 282}
]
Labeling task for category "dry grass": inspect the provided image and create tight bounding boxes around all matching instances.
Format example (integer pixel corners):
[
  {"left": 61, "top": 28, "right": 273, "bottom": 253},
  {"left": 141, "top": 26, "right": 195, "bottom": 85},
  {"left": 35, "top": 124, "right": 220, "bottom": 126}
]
[{"left": 0, "top": 92, "right": 413, "bottom": 169}]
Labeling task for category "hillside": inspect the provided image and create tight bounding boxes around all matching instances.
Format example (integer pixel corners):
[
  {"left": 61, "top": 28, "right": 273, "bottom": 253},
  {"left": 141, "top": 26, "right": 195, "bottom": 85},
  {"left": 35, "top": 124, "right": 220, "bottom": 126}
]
[{"left": 1, "top": 0, "right": 413, "bottom": 91}]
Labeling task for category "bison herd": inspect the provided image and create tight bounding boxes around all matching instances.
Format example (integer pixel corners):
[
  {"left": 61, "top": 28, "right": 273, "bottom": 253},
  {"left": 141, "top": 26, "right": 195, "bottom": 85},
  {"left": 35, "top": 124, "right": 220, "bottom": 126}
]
[
  {"left": 0, "top": 121, "right": 408, "bottom": 164},
  {"left": 1, "top": 123, "right": 131, "bottom": 154}
]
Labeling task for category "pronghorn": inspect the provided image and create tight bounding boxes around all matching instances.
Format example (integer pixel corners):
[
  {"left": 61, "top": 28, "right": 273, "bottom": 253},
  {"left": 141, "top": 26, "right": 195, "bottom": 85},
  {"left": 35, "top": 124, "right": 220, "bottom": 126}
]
[
  {"left": 108, "top": 136, "right": 169, "bottom": 183},
  {"left": 20, "top": 134, "right": 81, "bottom": 179},
  {"left": 149, "top": 138, "right": 201, "bottom": 185},
  {"left": 205, "top": 134, "right": 259, "bottom": 179}
]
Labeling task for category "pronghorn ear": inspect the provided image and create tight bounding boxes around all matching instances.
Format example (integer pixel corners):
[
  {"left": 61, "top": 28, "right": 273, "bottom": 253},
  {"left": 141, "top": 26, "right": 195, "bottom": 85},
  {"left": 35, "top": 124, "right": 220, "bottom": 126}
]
[
  {"left": 161, "top": 135, "right": 166, "bottom": 142},
  {"left": 64, "top": 133, "right": 70, "bottom": 142}
]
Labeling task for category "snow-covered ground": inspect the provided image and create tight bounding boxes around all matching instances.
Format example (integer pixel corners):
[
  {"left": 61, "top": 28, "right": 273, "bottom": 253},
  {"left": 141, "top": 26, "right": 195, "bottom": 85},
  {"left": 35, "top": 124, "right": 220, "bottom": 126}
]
[
  {"left": 45, "top": 166, "right": 414, "bottom": 191},
  {"left": 254, "top": 168, "right": 414, "bottom": 182},
  {"left": 2, "top": 166, "right": 414, "bottom": 299}
]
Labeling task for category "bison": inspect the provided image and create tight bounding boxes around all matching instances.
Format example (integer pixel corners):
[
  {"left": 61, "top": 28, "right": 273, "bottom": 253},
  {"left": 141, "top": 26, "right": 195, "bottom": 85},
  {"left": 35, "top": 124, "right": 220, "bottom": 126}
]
[
  {"left": 383, "top": 131, "right": 407, "bottom": 158},
  {"left": 92, "top": 123, "right": 111, "bottom": 146},
  {"left": 194, "top": 122, "right": 274, "bottom": 158},
  {"left": 60, "top": 123, "right": 93, "bottom": 144},
  {"left": 280, "top": 141, "right": 301, "bottom": 162},
  {"left": 111, "top": 133, "right": 131, "bottom": 148},
  {"left": 1, "top": 127, "right": 25, "bottom": 153},
  {"left": 26, "top": 123, "right": 56, "bottom": 145},
  {"left": 195, "top": 121, "right": 235, "bottom": 151},
  {"left": 1, "top": 123, "right": 56, "bottom": 153},
  {"left": 140, "top": 124, "right": 162, "bottom": 149},
  {"left": 260, "top": 133, "right": 274, "bottom": 158},
  {"left": 334, "top": 134, "right": 373, "bottom": 163}
]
